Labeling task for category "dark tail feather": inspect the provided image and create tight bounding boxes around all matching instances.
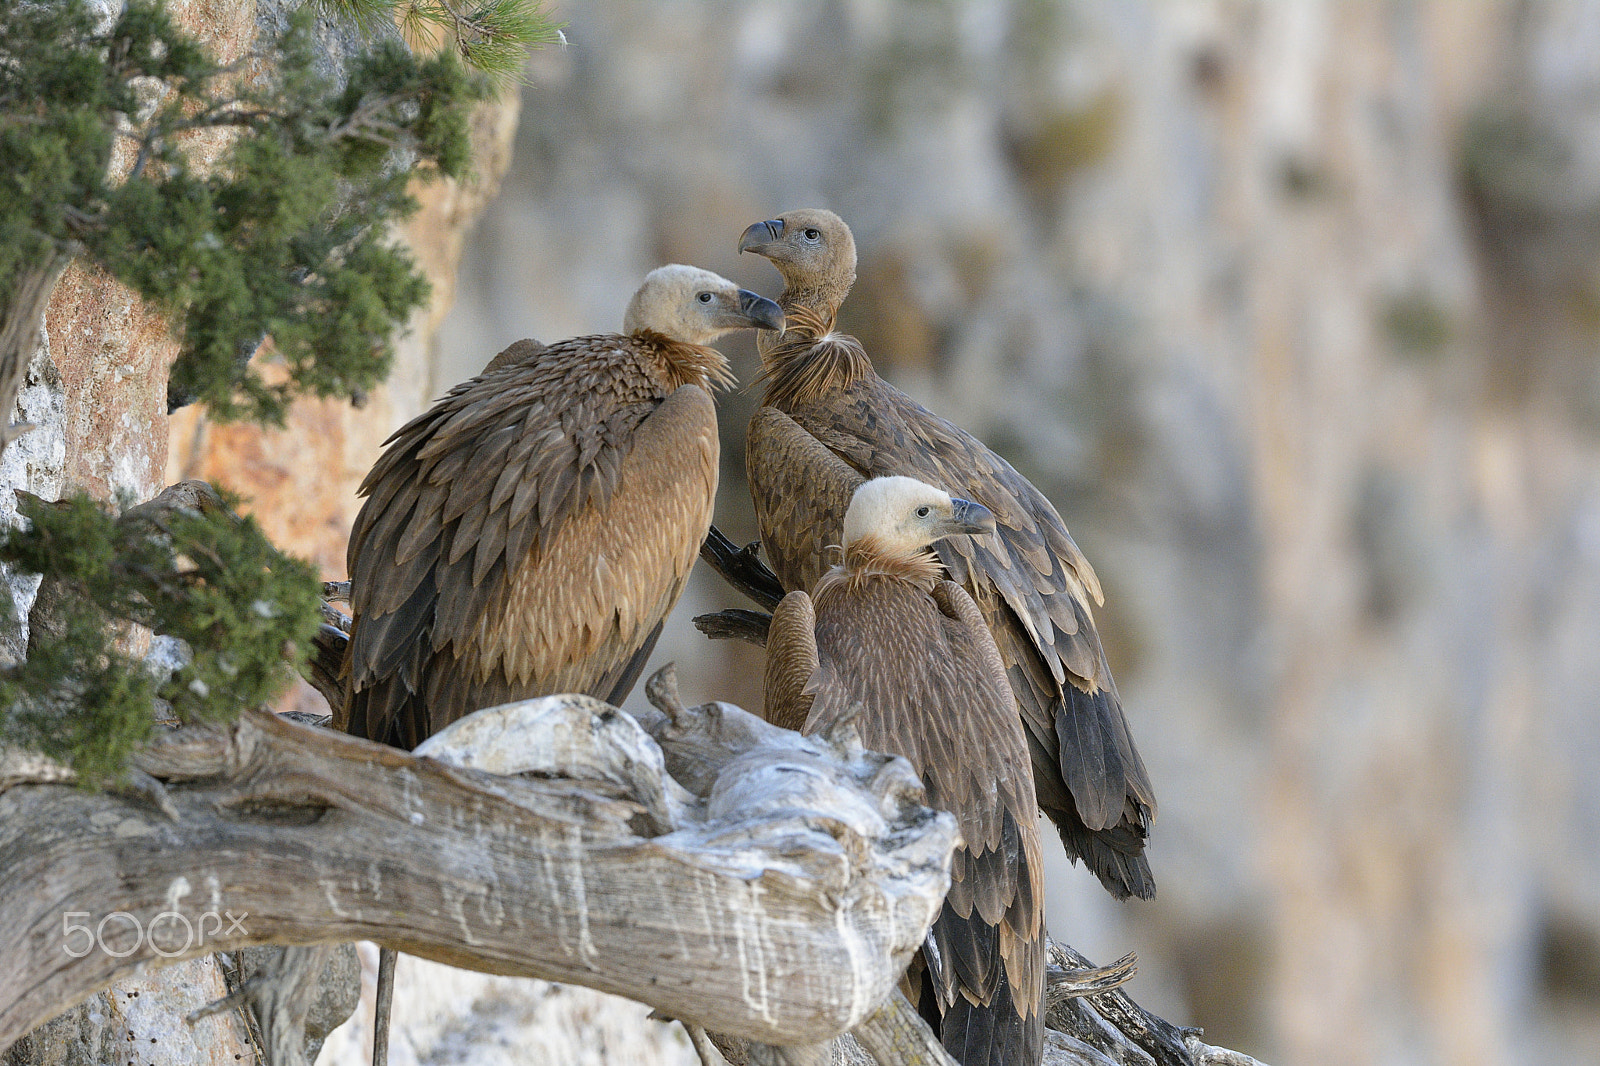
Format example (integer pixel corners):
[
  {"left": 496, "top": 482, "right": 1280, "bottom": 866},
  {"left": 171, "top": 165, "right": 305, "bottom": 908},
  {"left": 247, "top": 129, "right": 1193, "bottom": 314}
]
[
  {"left": 1051, "top": 682, "right": 1157, "bottom": 901},
  {"left": 915, "top": 962, "right": 943, "bottom": 1036},
  {"left": 372, "top": 946, "right": 396, "bottom": 1066},
  {"left": 938, "top": 969, "right": 1044, "bottom": 1066},
  {"left": 603, "top": 618, "right": 666, "bottom": 707},
  {"left": 1051, "top": 812, "right": 1156, "bottom": 901}
]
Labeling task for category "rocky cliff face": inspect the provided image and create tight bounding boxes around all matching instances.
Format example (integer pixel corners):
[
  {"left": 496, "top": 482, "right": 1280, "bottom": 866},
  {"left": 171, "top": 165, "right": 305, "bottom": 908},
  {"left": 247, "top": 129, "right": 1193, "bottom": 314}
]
[
  {"left": 15, "top": 2, "right": 1600, "bottom": 1064},
  {"left": 429, "top": 3, "right": 1600, "bottom": 1064}
]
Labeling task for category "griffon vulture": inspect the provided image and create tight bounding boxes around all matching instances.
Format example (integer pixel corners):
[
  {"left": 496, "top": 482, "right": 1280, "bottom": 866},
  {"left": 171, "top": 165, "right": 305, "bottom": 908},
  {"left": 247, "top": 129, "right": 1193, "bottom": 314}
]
[
  {"left": 338, "top": 264, "right": 783, "bottom": 748},
  {"left": 766, "top": 475, "right": 1045, "bottom": 1066},
  {"left": 739, "top": 209, "right": 1156, "bottom": 900}
]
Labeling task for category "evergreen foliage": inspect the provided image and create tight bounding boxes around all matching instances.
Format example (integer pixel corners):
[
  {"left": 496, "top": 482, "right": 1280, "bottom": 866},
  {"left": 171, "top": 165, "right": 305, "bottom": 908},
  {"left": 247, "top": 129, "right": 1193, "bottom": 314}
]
[
  {"left": 314, "top": 0, "right": 564, "bottom": 83},
  {"left": 0, "top": 489, "right": 323, "bottom": 783},
  {"left": 0, "top": 0, "right": 493, "bottom": 423},
  {"left": 0, "top": 0, "right": 541, "bottom": 779}
]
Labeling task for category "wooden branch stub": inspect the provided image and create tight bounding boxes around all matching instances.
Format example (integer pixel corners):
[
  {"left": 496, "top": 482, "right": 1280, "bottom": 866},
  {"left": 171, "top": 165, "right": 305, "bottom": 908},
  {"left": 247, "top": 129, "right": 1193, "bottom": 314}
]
[
  {"left": 1183, "top": 1034, "right": 1271, "bottom": 1066},
  {"left": 1047, "top": 951, "right": 1139, "bottom": 1003},
  {"left": 305, "top": 623, "right": 347, "bottom": 711},
  {"left": 119, "top": 479, "right": 232, "bottom": 525},
  {"left": 645, "top": 661, "right": 691, "bottom": 725},
  {"left": 415, "top": 690, "right": 695, "bottom": 837},
  {"left": 0, "top": 692, "right": 959, "bottom": 1054},
  {"left": 693, "top": 608, "right": 773, "bottom": 647},
  {"left": 700, "top": 526, "right": 786, "bottom": 612},
  {"left": 1046, "top": 940, "right": 1202, "bottom": 1066},
  {"left": 187, "top": 945, "right": 336, "bottom": 1066}
]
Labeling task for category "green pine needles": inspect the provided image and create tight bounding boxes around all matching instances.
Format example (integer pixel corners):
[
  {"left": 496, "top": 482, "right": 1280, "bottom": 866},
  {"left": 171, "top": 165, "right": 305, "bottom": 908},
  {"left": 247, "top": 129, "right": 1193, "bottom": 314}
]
[
  {"left": 315, "top": 0, "right": 564, "bottom": 84},
  {"left": 0, "top": 0, "right": 495, "bottom": 424},
  {"left": 0, "top": 488, "right": 323, "bottom": 783}
]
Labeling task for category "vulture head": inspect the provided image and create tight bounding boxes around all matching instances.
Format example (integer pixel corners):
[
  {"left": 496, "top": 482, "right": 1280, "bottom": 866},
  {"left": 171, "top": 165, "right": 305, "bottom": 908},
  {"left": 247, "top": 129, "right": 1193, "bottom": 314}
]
[
  {"left": 623, "top": 264, "right": 785, "bottom": 344},
  {"left": 738, "top": 208, "right": 857, "bottom": 300},
  {"left": 842, "top": 476, "right": 996, "bottom": 558}
]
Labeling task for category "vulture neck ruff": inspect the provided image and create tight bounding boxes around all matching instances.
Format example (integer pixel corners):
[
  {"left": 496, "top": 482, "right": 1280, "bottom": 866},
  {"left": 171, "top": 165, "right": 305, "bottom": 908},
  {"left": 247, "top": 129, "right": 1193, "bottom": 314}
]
[
  {"left": 631, "top": 330, "right": 735, "bottom": 393},
  {"left": 816, "top": 535, "right": 944, "bottom": 599},
  {"left": 758, "top": 303, "right": 873, "bottom": 409}
]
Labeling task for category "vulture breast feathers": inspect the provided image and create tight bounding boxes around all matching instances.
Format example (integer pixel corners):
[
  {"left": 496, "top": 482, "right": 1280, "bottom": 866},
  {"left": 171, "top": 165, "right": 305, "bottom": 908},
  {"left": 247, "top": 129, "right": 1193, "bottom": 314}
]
[
  {"left": 766, "top": 476, "right": 1045, "bottom": 1066},
  {"left": 340, "top": 265, "right": 783, "bottom": 749},
  {"left": 741, "top": 209, "right": 1157, "bottom": 901}
]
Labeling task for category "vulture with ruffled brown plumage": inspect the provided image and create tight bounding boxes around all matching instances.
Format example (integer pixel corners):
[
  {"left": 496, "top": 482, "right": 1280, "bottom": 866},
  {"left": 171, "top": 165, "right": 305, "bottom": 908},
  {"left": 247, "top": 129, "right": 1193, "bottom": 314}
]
[
  {"left": 338, "top": 264, "right": 783, "bottom": 748},
  {"left": 740, "top": 209, "right": 1157, "bottom": 901},
  {"left": 766, "top": 475, "right": 1045, "bottom": 1066}
]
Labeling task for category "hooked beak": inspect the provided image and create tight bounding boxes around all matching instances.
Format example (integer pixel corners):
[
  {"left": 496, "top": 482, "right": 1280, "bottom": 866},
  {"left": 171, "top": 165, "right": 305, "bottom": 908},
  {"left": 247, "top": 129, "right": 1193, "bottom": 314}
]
[
  {"left": 943, "top": 497, "right": 997, "bottom": 538},
  {"left": 735, "top": 289, "right": 785, "bottom": 332},
  {"left": 739, "top": 218, "right": 784, "bottom": 254}
]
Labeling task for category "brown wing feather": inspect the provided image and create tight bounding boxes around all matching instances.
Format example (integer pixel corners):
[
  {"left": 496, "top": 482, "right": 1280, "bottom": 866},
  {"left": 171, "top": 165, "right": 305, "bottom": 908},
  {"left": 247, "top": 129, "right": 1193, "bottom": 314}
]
[
  {"left": 763, "top": 591, "right": 819, "bottom": 734},
  {"left": 751, "top": 370, "right": 1156, "bottom": 899},
  {"left": 793, "top": 576, "right": 1045, "bottom": 1065},
  {"left": 343, "top": 334, "right": 714, "bottom": 747},
  {"left": 474, "top": 383, "right": 718, "bottom": 697},
  {"left": 745, "top": 405, "right": 864, "bottom": 593},
  {"left": 481, "top": 337, "right": 547, "bottom": 375},
  {"left": 926, "top": 581, "right": 1045, "bottom": 1014}
]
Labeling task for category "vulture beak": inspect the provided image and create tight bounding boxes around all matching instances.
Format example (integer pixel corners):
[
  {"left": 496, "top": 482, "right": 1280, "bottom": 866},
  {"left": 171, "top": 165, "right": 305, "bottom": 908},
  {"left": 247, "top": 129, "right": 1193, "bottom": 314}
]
[
  {"left": 733, "top": 289, "right": 785, "bottom": 332},
  {"left": 739, "top": 219, "right": 785, "bottom": 254},
  {"left": 943, "top": 497, "right": 997, "bottom": 538}
]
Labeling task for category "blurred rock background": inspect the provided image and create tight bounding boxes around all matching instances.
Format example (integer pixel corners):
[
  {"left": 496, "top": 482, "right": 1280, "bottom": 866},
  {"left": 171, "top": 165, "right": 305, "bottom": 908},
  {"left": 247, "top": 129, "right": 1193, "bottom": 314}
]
[{"left": 157, "top": 1, "right": 1600, "bottom": 1064}]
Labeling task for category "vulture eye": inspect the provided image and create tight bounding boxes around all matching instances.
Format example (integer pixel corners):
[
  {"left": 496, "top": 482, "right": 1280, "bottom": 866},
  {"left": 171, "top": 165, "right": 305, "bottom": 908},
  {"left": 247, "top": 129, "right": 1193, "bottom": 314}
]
[
  {"left": 802, "top": 228, "right": 822, "bottom": 242},
  {"left": 697, "top": 292, "right": 714, "bottom": 303},
  {"left": 915, "top": 506, "right": 930, "bottom": 518}
]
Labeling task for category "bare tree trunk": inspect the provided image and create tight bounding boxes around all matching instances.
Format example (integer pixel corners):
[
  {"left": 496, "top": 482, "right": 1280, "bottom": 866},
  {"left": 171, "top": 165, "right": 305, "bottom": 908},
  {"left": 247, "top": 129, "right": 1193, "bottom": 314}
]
[{"left": 0, "top": 257, "right": 70, "bottom": 458}]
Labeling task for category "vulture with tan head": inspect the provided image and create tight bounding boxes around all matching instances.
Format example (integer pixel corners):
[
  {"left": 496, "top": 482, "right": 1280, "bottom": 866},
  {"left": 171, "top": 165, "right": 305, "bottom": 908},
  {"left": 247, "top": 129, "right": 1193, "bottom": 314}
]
[
  {"left": 740, "top": 208, "right": 1157, "bottom": 902},
  {"left": 766, "top": 475, "right": 1045, "bottom": 1066},
  {"left": 338, "top": 264, "right": 783, "bottom": 748}
]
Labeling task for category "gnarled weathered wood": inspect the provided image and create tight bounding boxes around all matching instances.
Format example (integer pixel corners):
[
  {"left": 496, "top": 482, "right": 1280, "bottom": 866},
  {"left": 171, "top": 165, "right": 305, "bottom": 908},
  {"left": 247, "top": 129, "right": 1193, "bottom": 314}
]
[{"left": 0, "top": 687, "right": 959, "bottom": 1057}]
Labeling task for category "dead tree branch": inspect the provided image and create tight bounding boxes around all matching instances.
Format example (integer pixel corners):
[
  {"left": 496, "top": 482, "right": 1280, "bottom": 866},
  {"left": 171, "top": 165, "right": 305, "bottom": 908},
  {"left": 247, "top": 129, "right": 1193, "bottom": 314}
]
[
  {"left": 0, "top": 683, "right": 960, "bottom": 1057},
  {"left": 258, "top": 589, "right": 1272, "bottom": 1066},
  {"left": 694, "top": 607, "right": 773, "bottom": 647},
  {"left": 306, "top": 622, "right": 347, "bottom": 709},
  {"left": 0, "top": 254, "right": 71, "bottom": 454},
  {"left": 694, "top": 527, "right": 785, "bottom": 645},
  {"left": 700, "top": 526, "right": 786, "bottom": 610}
]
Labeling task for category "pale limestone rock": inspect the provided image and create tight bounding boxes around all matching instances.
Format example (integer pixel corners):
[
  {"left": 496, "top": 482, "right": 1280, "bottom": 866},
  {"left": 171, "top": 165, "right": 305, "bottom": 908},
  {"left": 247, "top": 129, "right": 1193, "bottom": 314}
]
[
  {"left": 431, "top": 3, "right": 1600, "bottom": 1063},
  {"left": 315, "top": 948, "right": 698, "bottom": 1066}
]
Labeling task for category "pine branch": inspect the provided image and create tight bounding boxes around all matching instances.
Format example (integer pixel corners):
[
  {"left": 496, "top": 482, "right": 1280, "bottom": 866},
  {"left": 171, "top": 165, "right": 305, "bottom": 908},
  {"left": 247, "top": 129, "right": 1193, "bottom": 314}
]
[
  {"left": 0, "top": 0, "right": 493, "bottom": 427},
  {"left": 0, "top": 482, "right": 322, "bottom": 782},
  {"left": 316, "top": 0, "right": 565, "bottom": 84}
]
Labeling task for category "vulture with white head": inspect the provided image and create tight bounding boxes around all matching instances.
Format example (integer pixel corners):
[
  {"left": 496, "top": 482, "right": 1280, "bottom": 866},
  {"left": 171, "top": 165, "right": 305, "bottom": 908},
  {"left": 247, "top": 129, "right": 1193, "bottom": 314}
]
[
  {"left": 339, "top": 264, "right": 783, "bottom": 747},
  {"left": 338, "top": 264, "right": 780, "bottom": 1066},
  {"left": 766, "top": 475, "right": 1045, "bottom": 1066}
]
